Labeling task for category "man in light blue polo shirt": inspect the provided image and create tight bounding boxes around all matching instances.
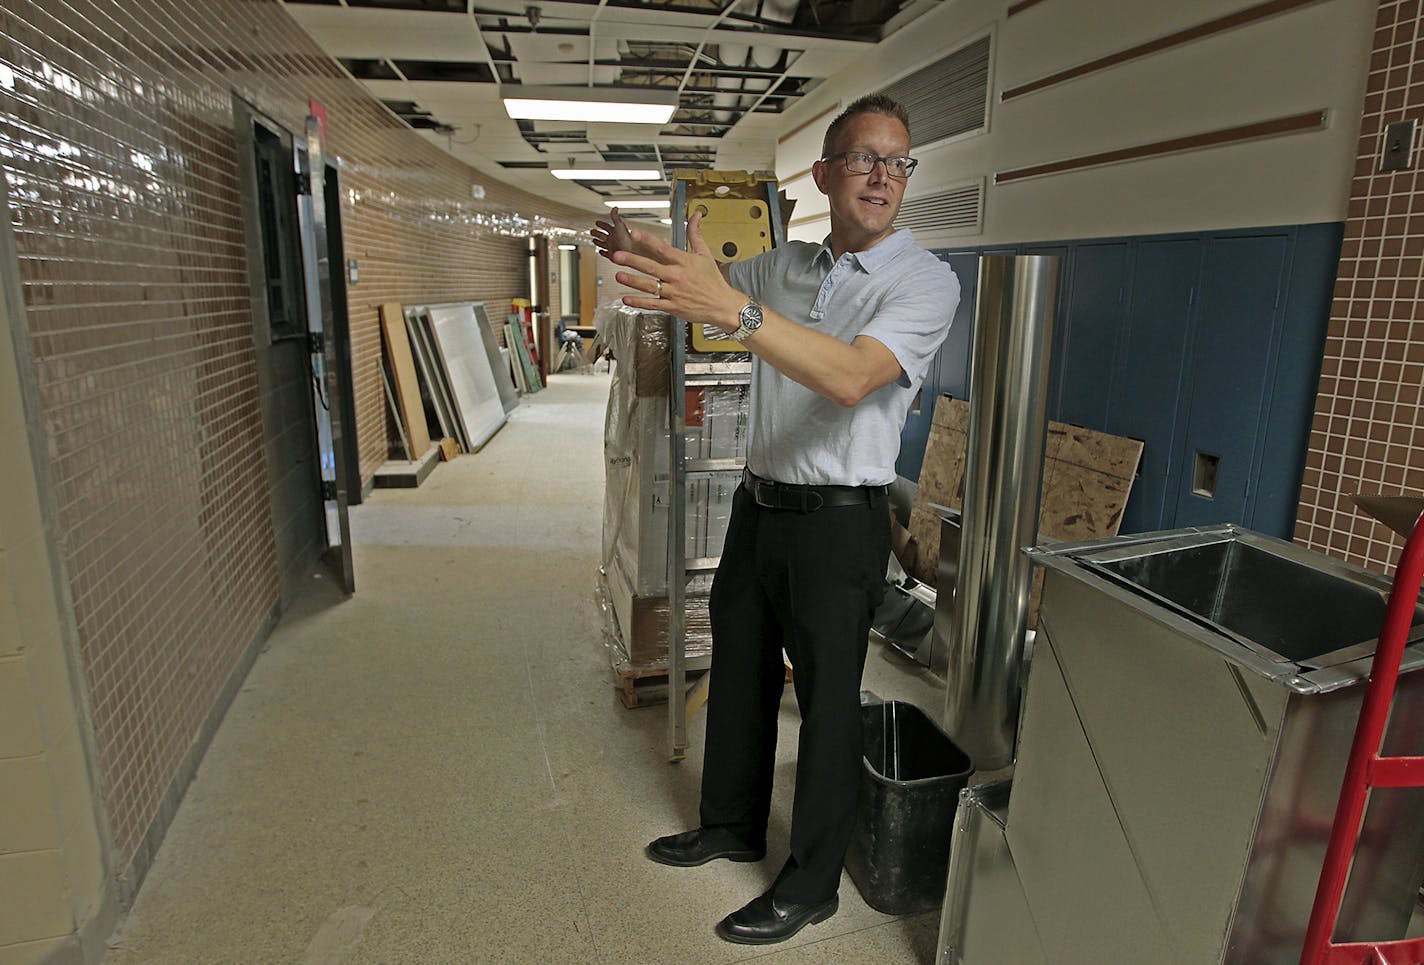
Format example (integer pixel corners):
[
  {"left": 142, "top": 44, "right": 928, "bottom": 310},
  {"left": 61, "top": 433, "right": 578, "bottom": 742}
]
[{"left": 594, "top": 94, "right": 959, "bottom": 945}]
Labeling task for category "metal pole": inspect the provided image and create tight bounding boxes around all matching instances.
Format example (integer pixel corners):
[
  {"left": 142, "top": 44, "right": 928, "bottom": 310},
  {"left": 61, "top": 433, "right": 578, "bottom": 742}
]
[
  {"left": 943, "top": 254, "right": 1059, "bottom": 772},
  {"left": 667, "top": 179, "right": 690, "bottom": 761}
]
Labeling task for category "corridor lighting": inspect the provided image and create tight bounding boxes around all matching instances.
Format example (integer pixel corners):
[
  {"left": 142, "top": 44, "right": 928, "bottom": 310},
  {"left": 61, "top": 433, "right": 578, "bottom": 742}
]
[
  {"left": 602, "top": 200, "right": 670, "bottom": 209},
  {"left": 550, "top": 168, "right": 664, "bottom": 180},
  {"left": 502, "top": 86, "right": 677, "bottom": 124},
  {"left": 558, "top": 244, "right": 578, "bottom": 250}
]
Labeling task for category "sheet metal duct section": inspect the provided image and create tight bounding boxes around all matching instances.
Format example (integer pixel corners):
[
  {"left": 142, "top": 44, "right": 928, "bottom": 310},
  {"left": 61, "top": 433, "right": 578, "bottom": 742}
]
[
  {"left": 938, "top": 525, "right": 1424, "bottom": 963},
  {"left": 944, "top": 254, "right": 1059, "bottom": 771}
]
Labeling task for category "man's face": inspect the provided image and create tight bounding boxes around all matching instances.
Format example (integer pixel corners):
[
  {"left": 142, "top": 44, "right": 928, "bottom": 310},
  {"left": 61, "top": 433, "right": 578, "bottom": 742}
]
[{"left": 812, "top": 111, "right": 911, "bottom": 251}]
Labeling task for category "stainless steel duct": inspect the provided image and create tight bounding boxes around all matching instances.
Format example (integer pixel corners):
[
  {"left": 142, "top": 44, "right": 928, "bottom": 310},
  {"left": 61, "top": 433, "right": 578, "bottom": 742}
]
[{"left": 944, "top": 254, "right": 1059, "bottom": 771}]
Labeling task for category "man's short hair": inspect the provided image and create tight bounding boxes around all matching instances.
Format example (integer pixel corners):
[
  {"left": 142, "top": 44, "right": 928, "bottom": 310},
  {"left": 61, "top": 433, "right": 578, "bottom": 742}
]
[{"left": 820, "top": 94, "right": 911, "bottom": 158}]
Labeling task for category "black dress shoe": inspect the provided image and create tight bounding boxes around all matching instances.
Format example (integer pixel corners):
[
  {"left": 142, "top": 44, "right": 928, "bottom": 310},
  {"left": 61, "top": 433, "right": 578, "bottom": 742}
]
[
  {"left": 714, "top": 890, "right": 839, "bottom": 945},
  {"left": 645, "top": 828, "right": 765, "bottom": 867}
]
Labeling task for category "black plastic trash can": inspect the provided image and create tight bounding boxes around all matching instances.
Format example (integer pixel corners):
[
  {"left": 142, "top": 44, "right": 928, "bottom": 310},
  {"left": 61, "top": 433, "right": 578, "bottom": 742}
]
[{"left": 845, "top": 699, "right": 973, "bottom": 915}]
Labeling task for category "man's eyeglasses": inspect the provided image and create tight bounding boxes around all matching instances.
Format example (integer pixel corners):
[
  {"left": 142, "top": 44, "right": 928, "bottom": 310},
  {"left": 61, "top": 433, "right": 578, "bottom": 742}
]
[{"left": 823, "top": 151, "right": 919, "bottom": 179}]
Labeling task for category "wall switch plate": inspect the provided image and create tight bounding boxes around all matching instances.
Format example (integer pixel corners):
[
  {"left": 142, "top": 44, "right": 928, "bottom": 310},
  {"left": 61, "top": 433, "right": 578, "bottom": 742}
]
[{"left": 1382, "top": 119, "right": 1416, "bottom": 172}]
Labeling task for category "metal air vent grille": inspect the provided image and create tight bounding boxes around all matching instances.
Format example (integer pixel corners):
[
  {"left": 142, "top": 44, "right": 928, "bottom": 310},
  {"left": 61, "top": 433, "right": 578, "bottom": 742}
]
[
  {"left": 880, "top": 34, "right": 990, "bottom": 147},
  {"left": 895, "top": 180, "right": 983, "bottom": 236}
]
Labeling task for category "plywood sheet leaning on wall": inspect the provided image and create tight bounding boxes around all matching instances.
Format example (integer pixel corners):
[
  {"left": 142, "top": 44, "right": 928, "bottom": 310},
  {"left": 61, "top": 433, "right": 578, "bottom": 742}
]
[
  {"left": 379, "top": 302, "right": 432, "bottom": 460},
  {"left": 906, "top": 397, "right": 971, "bottom": 582},
  {"left": 906, "top": 396, "right": 1144, "bottom": 621}
]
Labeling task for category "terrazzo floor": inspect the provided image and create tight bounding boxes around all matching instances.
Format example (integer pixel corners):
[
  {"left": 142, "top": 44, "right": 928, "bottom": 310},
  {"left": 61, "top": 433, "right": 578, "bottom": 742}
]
[{"left": 102, "top": 369, "right": 948, "bottom": 964}]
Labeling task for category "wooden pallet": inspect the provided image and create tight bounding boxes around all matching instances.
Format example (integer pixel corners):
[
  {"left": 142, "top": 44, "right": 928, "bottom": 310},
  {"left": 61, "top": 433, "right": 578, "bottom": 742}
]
[
  {"left": 612, "top": 660, "right": 792, "bottom": 710},
  {"left": 613, "top": 662, "right": 708, "bottom": 709}
]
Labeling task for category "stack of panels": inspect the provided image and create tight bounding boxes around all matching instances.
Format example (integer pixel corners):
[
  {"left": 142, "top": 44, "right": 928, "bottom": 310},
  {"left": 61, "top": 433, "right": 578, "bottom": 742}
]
[
  {"left": 597, "top": 302, "right": 749, "bottom": 668},
  {"left": 402, "top": 302, "right": 513, "bottom": 454}
]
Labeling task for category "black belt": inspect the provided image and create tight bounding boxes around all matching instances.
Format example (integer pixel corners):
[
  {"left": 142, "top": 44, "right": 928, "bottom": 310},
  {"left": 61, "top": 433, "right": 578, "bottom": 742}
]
[{"left": 742, "top": 469, "right": 887, "bottom": 512}]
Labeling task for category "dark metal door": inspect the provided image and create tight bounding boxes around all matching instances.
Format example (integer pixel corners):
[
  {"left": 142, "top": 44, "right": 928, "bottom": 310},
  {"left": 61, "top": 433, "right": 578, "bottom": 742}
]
[{"left": 297, "top": 115, "right": 355, "bottom": 593}]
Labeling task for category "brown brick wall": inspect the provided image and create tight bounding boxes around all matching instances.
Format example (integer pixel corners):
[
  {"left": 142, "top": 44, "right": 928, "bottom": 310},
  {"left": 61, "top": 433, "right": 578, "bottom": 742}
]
[
  {"left": 592, "top": 221, "right": 670, "bottom": 309},
  {"left": 0, "top": 0, "right": 594, "bottom": 882},
  {"left": 1296, "top": 0, "right": 1424, "bottom": 571}
]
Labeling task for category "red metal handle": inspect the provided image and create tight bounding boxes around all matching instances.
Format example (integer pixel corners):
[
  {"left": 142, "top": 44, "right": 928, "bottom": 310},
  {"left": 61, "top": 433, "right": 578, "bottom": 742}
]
[{"left": 1300, "top": 508, "right": 1424, "bottom": 965}]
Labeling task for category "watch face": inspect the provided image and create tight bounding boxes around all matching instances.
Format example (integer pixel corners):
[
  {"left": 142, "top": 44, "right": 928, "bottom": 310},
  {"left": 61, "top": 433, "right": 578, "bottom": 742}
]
[{"left": 739, "top": 302, "right": 764, "bottom": 332}]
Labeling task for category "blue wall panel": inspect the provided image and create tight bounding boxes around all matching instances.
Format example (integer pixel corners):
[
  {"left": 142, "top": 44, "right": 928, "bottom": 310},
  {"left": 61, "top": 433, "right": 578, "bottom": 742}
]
[
  {"left": 1253, "top": 224, "right": 1341, "bottom": 536},
  {"left": 1049, "top": 242, "right": 1129, "bottom": 430},
  {"left": 1107, "top": 240, "right": 1199, "bottom": 534},
  {"left": 896, "top": 251, "right": 978, "bottom": 481},
  {"left": 905, "top": 222, "right": 1341, "bottom": 539},
  {"left": 1173, "top": 235, "right": 1289, "bottom": 528}
]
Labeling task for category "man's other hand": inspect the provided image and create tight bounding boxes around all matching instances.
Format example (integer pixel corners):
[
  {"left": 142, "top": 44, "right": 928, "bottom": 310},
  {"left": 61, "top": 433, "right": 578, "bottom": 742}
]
[{"left": 591, "top": 206, "right": 636, "bottom": 260}]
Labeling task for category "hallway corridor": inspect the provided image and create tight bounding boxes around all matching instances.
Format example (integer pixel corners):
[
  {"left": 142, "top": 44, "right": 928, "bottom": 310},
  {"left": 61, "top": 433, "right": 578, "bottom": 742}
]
[{"left": 101, "top": 372, "right": 945, "bottom": 964}]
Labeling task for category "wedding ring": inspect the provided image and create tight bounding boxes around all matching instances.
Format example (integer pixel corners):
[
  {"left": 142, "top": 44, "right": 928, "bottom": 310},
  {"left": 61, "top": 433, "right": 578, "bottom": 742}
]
[{"left": 656, "top": 279, "right": 663, "bottom": 299}]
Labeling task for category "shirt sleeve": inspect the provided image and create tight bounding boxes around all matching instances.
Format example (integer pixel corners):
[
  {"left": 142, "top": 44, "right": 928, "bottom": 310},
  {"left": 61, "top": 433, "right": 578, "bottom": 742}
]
[
  {"left": 858, "top": 256, "right": 961, "bottom": 388},
  {"left": 726, "top": 250, "right": 767, "bottom": 302}
]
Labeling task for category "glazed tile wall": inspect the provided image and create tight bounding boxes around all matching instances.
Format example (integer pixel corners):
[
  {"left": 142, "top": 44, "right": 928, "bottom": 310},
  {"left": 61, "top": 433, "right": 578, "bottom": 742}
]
[
  {"left": 0, "top": 0, "right": 594, "bottom": 885},
  {"left": 1296, "top": 0, "right": 1424, "bottom": 571}
]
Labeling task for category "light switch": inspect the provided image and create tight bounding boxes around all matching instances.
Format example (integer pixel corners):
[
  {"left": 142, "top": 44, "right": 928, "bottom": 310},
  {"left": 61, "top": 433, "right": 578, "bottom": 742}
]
[{"left": 1382, "top": 119, "right": 1415, "bottom": 172}]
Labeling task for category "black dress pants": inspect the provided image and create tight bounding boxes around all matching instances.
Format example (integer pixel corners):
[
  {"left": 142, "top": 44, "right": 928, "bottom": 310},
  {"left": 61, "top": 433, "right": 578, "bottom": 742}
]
[{"left": 699, "top": 482, "right": 891, "bottom": 903}]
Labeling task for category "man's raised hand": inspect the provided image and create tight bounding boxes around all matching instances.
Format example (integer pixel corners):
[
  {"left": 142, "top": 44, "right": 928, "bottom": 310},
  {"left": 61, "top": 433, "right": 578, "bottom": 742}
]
[
  {"left": 612, "top": 213, "right": 743, "bottom": 331},
  {"left": 591, "top": 206, "right": 635, "bottom": 260}
]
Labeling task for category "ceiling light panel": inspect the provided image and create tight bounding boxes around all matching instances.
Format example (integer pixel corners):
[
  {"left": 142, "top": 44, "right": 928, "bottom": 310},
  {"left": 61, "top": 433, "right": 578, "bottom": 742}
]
[
  {"left": 603, "top": 199, "right": 670, "bottom": 209},
  {"left": 550, "top": 168, "right": 664, "bottom": 180},
  {"left": 503, "top": 86, "right": 677, "bottom": 124}
]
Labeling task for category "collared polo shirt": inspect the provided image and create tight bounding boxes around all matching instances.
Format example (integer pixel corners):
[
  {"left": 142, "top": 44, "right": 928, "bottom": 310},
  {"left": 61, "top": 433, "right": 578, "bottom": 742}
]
[{"left": 726, "top": 228, "right": 959, "bottom": 486}]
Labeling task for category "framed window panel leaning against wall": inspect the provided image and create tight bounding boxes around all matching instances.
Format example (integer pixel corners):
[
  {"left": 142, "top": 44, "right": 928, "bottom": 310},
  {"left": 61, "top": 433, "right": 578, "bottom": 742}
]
[
  {"left": 471, "top": 302, "right": 520, "bottom": 414},
  {"left": 423, "top": 303, "right": 509, "bottom": 452},
  {"left": 404, "top": 306, "right": 467, "bottom": 452}
]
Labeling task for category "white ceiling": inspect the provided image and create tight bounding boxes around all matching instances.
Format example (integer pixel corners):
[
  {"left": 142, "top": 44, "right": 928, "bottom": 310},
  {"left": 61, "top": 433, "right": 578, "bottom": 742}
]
[{"left": 281, "top": 0, "right": 941, "bottom": 217}]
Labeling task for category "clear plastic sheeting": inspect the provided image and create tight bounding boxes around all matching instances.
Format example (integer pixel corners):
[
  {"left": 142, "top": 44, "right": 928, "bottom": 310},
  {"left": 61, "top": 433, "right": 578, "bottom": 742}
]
[{"left": 596, "top": 301, "right": 748, "bottom": 670}]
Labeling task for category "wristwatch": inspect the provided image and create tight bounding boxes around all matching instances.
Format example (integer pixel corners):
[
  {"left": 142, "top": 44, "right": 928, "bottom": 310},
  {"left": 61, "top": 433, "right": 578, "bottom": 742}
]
[{"left": 730, "top": 299, "right": 764, "bottom": 343}]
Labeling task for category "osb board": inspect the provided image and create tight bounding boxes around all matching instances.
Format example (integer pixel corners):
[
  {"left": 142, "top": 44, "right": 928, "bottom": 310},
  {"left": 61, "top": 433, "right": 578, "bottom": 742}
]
[
  {"left": 907, "top": 504, "right": 945, "bottom": 586},
  {"left": 1038, "top": 423, "right": 1142, "bottom": 543},
  {"left": 907, "top": 396, "right": 1144, "bottom": 588},
  {"left": 379, "top": 303, "right": 432, "bottom": 459},
  {"left": 912, "top": 394, "right": 972, "bottom": 514}
]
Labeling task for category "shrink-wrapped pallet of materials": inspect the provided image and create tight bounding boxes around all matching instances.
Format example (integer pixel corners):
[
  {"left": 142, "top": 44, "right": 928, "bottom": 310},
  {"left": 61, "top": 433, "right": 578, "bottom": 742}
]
[{"left": 595, "top": 302, "right": 748, "bottom": 678}]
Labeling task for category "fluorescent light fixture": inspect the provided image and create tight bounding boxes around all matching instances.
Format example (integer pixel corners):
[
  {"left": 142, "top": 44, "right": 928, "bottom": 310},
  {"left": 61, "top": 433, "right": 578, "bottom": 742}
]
[
  {"left": 550, "top": 168, "right": 664, "bottom": 181},
  {"left": 502, "top": 86, "right": 677, "bottom": 124},
  {"left": 557, "top": 244, "right": 578, "bottom": 250},
  {"left": 603, "top": 199, "right": 670, "bottom": 209}
]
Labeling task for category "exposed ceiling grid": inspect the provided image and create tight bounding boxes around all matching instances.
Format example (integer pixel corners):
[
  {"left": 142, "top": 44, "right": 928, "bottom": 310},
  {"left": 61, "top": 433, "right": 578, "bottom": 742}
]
[{"left": 281, "top": 0, "right": 941, "bottom": 214}]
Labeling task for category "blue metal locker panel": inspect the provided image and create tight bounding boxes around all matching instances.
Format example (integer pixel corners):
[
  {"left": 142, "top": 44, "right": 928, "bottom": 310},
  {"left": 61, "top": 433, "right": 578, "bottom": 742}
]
[
  {"left": 1022, "top": 245, "right": 1070, "bottom": 425},
  {"left": 1172, "top": 234, "right": 1289, "bottom": 528},
  {"left": 896, "top": 351, "right": 940, "bottom": 483},
  {"left": 938, "top": 252, "right": 978, "bottom": 400},
  {"left": 1249, "top": 223, "right": 1342, "bottom": 536},
  {"left": 1108, "top": 240, "right": 1201, "bottom": 534},
  {"left": 897, "top": 251, "right": 977, "bottom": 481},
  {"left": 1048, "top": 243, "right": 1129, "bottom": 428}
]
